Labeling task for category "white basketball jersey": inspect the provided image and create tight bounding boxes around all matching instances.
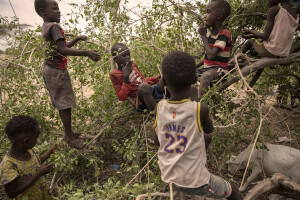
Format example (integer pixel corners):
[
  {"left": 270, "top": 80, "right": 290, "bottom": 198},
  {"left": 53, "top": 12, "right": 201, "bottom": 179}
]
[{"left": 154, "top": 99, "right": 211, "bottom": 188}]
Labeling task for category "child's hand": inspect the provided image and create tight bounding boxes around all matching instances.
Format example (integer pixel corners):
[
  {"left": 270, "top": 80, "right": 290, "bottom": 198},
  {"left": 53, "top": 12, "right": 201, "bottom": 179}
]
[
  {"left": 77, "top": 35, "right": 87, "bottom": 40},
  {"left": 37, "top": 162, "right": 55, "bottom": 176},
  {"left": 198, "top": 24, "right": 207, "bottom": 36},
  {"left": 241, "top": 29, "right": 255, "bottom": 39},
  {"left": 122, "top": 61, "right": 133, "bottom": 83},
  {"left": 50, "top": 143, "right": 59, "bottom": 154},
  {"left": 87, "top": 50, "right": 101, "bottom": 61}
]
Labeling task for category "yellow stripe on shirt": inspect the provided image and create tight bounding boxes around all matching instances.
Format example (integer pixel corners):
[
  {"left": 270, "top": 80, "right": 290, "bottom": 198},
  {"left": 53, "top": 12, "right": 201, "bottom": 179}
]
[
  {"left": 196, "top": 102, "right": 203, "bottom": 133},
  {"left": 153, "top": 100, "right": 163, "bottom": 130}
]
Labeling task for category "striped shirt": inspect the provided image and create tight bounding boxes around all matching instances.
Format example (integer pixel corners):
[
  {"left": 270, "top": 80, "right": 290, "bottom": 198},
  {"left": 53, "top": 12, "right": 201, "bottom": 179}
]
[{"left": 203, "top": 29, "right": 231, "bottom": 69}]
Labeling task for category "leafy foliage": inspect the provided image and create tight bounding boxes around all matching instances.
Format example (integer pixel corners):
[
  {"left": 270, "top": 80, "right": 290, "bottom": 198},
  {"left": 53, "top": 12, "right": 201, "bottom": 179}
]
[{"left": 0, "top": 0, "right": 299, "bottom": 199}]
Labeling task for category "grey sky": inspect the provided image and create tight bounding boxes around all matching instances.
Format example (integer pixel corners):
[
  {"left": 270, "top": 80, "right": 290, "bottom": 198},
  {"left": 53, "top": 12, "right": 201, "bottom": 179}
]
[
  {"left": 0, "top": 0, "right": 152, "bottom": 50},
  {"left": 0, "top": 0, "right": 152, "bottom": 26}
]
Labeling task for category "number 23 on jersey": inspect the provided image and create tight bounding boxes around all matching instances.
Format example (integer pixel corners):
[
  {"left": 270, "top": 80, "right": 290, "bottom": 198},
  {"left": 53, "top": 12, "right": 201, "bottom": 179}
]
[{"left": 164, "top": 133, "right": 188, "bottom": 154}]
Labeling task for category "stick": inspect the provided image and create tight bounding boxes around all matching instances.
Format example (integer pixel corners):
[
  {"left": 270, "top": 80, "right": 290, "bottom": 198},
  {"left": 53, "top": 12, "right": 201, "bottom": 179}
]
[
  {"left": 136, "top": 192, "right": 170, "bottom": 200},
  {"left": 170, "top": 182, "right": 174, "bottom": 200},
  {"left": 125, "top": 152, "right": 158, "bottom": 189},
  {"left": 50, "top": 171, "right": 57, "bottom": 190},
  {"left": 233, "top": 54, "right": 264, "bottom": 190},
  {"left": 85, "top": 121, "right": 113, "bottom": 148}
]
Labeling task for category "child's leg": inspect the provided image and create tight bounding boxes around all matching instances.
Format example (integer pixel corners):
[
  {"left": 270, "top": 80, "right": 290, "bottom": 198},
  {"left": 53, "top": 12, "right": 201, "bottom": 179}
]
[
  {"left": 227, "top": 183, "right": 242, "bottom": 200},
  {"left": 249, "top": 39, "right": 275, "bottom": 57},
  {"left": 241, "top": 40, "right": 253, "bottom": 54},
  {"left": 59, "top": 108, "right": 85, "bottom": 149},
  {"left": 198, "top": 69, "right": 219, "bottom": 99},
  {"left": 137, "top": 83, "right": 156, "bottom": 111}
]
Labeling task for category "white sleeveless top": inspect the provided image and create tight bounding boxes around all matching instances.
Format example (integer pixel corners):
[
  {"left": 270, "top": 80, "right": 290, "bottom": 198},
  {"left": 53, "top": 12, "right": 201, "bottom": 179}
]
[
  {"left": 263, "top": 4, "right": 299, "bottom": 56},
  {"left": 154, "top": 99, "right": 210, "bottom": 188}
]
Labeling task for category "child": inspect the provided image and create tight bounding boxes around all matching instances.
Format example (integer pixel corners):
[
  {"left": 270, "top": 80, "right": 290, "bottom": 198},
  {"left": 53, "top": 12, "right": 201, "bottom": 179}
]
[
  {"left": 110, "top": 43, "right": 169, "bottom": 111},
  {"left": 240, "top": 0, "right": 298, "bottom": 58},
  {"left": 238, "top": 0, "right": 298, "bottom": 86},
  {"left": 34, "top": 0, "right": 101, "bottom": 149},
  {"left": 197, "top": 0, "right": 232, "bottom": 99},
  {"left": 0, "top": 115, "right": 58, "bottom": 199},
  {"left": 154, "top": 51, "right": 241, "bottom": 200}
]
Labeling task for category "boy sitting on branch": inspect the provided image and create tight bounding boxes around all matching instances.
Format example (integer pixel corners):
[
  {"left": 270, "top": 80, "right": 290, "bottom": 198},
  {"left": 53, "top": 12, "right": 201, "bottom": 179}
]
[{"left": 110, "top": 43, "right": 169, "bottom": 111}]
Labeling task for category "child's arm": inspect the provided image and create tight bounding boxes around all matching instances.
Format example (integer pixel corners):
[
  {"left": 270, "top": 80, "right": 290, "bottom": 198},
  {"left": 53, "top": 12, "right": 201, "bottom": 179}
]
[
  {"left": 40, "top": 143, "right": 58, "bottom": 163},
  {"left": 4, "top": 162, "right": 54, "bottom": 198},
  {"left": 153, "top": 103, "right": 160, "bottom": 146},
  {"left": 200, "top": 102, "right": 214, "bottom": 134},
  {"left": 198, "top": 25, "right": 222, "bottom": 60},
  {"left": 110, "top": 63, "right": 132, "bottom": 101},
  {"left": 56, "top": 39, "right": 100, "bottom": 61},
  {"left": 66, "top": 35, "right": 87, "bottom": 48},
  {"left": 241, "top": 6, "right": 280, "bottom": 40},
  {"left": 196, "top": 60, "right": 204, "bottom": 68}
]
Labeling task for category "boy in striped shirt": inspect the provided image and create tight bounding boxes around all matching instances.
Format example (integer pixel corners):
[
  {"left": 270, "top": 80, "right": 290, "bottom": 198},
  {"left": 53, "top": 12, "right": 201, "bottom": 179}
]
[{"left": 197, "top": 0, "right": 232, "bottom": 99}]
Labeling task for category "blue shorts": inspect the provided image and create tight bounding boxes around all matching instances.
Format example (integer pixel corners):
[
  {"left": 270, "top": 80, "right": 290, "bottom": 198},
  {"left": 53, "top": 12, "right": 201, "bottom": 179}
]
[
  {"left": 177, "top": 174, "right": 232, "bottom": 198},
  {"left": 137, "top": 84, "right": 170, "bottom": 111}
]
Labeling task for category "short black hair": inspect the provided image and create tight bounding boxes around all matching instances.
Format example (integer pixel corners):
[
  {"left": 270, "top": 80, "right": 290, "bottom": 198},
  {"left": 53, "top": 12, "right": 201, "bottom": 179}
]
[
  {"left": 34, "top": 0, "right": 48, "bottom": 16},
  {"left": 162, "top": 51, "right": 196, "bottom": 90},
  {"left": 212, "top": 0, "right": 231, "bottom": 21},
  {"left": 5, "top": 115, "right": 38, "bottom": 138},
  {"left": 111, "top": 43, "right": 128, "bottom": 57}
]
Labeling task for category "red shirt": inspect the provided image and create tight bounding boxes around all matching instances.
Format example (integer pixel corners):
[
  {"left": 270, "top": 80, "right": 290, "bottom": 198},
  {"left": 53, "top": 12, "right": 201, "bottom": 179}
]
[
  {"left": 110, "top": 62, "right": 159, "bottom": 101},
  {"left": 41, "top": 22, "right": 68, "bottom": 69}
]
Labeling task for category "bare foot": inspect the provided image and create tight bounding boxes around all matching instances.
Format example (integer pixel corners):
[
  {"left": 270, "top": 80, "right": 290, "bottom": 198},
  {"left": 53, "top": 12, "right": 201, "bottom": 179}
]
[{"left": 64, "top": 136, "right": 85, "bottom": 149}]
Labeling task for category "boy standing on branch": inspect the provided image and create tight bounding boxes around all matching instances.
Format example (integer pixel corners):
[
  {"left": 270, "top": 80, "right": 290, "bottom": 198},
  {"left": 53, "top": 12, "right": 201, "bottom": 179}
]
[
  {"left": 197, "top": 0, "right": 232, "bottom": 100},
  {"left": 34, "top": 0, "right": 101, "bottom": 149}
]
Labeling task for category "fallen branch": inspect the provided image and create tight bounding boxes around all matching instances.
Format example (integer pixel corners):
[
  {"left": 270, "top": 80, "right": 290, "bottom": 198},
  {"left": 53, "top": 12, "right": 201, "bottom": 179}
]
[
  {"left": 136, "top": 192, "right": 170, "bottom": 200},
  {"left": 244, "top": 173, "right": 300, "bottom": 200}
]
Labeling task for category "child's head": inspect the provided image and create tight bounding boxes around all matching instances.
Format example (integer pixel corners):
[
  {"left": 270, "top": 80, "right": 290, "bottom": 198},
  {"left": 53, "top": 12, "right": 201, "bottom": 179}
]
[
  {"left": 34, "top": 0, "right": 60, "bottom": 23},
  {"left": 5, "top": 115, "right": 40, "bottom": 149},
  {"left": 268, "top": 0, "right": 287, "bottom": 7},
  {"left": 111, "top": 43, "right": 131, "bottom": 69},
  {"left": 205, "top": 0, "right": 231, "bottom": 27},
  {"left": 162, "top": 51, "right": 196, "bottom": 91}
]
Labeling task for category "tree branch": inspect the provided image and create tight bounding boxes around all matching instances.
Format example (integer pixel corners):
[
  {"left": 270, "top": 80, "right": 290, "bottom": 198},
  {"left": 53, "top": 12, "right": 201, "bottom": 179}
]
[
  {"left": 244, "top": 173, "right": 300, "bottom": 200},
  {"left": 109, "top": 0, "right": 121, "bottom": 70},
  {"left": 221, "top": 52, "right": 300, "bottom": 90}
]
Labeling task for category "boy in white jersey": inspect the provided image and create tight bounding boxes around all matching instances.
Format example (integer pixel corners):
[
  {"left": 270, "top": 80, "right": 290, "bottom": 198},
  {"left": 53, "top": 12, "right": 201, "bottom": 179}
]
[{"left": 154, "top": 51, "right": 241, "bottom": 199}]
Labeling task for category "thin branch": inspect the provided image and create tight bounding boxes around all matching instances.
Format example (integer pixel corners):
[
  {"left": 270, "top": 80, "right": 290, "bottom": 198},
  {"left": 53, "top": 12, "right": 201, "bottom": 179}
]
[
  {"left": 167, "top": 0, "right": 204, "bottom": 23},
  {"left": 233, "top": 54, "right": 265, "bottom": 190},
  {"left": 85, "top": 121, "right": 114, "bottom": 148},
  {"left": 109, "top": 0, "right": 121, "bottom": 70},
  {"left": 8, "top": 0, "right": 17, "bottom": 18},
  {"left": 125, "top": 152, "right": 157, "bottom": 189}
]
